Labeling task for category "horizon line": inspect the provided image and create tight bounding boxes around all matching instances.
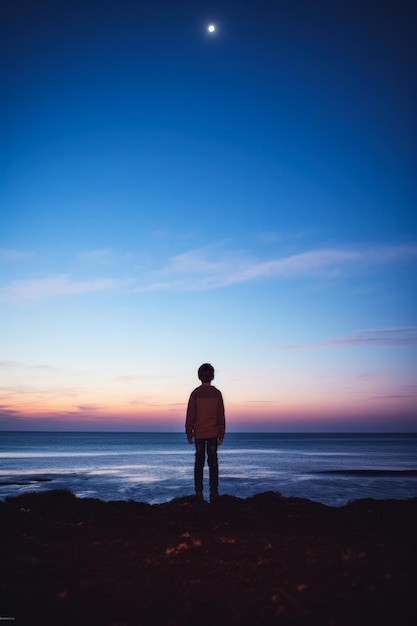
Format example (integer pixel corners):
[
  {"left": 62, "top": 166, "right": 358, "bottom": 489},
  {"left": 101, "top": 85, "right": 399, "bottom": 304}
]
[{"left": 1, "top": 429, "right": 416, "bottom": 435}]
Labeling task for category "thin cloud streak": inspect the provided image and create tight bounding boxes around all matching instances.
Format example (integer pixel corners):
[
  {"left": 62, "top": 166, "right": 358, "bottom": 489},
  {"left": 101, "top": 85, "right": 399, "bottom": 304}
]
[
  {"left": 280, "top": 327, "right": 417, "bottom": 350},
  {"left": 76, "top": 249, "right": 115, "bottom": 263},
  {"left": 374, "top": 385, "right": 417, "bottom": 400},
  {"left": 0, "top": 248, "right": 33, "bottom": 261},
  {"left": 118, "top": 375, "right": 170, "bottom": 381},
  {"left": 76, "top": 249, "right": 138, "bottom": 265},
  {"left": 74, "top": 404, "right": 104, "bottom": 412},
  {"left": 158, "top": 247, "right": 360, "bottom": 285},
  {"left": 0, "top": 274, "right": 132, "bottom": 303},
  {"left": 151, "top": 244, "right": 417, "bottom": 290},
  {"left": 1, "top": 244, "right": 416, "bottom": 301},
  {"left": 0, "top": 360, "right": 60, "bottom": 372}
]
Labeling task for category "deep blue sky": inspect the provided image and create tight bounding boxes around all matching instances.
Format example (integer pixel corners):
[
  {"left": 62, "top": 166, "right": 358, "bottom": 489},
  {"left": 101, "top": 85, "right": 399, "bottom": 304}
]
[{"left": 1, "top": 0, "right": 416, "bottom": 431}]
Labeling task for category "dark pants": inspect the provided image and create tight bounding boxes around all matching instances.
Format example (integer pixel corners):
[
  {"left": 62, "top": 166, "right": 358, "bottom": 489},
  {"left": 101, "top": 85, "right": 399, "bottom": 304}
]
[{"left": 194, "top": 438, "right": 219, "bottom": 493}]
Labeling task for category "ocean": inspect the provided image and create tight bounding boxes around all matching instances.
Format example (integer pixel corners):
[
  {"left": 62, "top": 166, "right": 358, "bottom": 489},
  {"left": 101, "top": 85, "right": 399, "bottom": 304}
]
[{"left": 1, "top": 432, "right": 416, "bottom": 506}]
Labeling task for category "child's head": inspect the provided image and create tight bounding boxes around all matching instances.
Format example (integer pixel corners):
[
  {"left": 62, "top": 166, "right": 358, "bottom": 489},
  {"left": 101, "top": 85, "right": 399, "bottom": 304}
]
[{"left": 198, "top": 363, "right": 214, "bottom": 383}]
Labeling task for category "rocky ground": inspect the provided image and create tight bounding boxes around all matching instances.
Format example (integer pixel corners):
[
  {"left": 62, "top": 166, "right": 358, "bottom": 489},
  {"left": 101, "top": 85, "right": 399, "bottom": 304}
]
[{"left": 1, "top": 489, "right": 416, "bottom": 625}]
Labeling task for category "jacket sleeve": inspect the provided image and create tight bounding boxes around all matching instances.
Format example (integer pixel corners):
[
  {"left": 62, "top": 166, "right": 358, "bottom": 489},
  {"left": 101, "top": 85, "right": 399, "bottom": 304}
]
[
  {"left": 185, "top": 391, "right": 196, "bottom": 435},
  {"left": 217, "top": 392, "right": 226, "bottom": 438}
]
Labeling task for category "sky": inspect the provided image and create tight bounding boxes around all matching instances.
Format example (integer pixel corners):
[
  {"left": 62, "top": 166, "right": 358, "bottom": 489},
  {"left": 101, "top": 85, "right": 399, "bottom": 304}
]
[{"left": 1, "top": 0, "right": 416, "bottom": 432}]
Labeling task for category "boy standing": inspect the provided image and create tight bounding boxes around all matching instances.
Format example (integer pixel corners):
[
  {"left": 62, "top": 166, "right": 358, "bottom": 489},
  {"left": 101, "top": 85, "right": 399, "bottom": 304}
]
[{"left": 186, "top": 363, "right": 225, "bottom": 502}]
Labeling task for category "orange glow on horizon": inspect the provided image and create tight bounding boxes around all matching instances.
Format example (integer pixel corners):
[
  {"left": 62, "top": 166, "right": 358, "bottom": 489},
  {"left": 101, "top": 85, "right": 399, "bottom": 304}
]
[{"left": 2, "top": 393, "right": 416, "bottom": 432}]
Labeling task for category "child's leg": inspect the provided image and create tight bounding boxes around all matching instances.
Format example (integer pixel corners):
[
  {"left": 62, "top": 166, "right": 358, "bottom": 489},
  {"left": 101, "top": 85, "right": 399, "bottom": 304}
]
[
  {"left": 194, "top": 439, "right": 206, "bottom": 494},
  {"left": 207, "top": 438, "right": 219, "bottom": 494}
]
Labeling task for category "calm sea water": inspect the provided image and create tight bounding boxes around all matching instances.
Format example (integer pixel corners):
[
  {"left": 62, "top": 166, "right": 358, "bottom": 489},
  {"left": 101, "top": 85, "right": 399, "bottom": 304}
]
[{"left": 1, "top": 432, "right": 416, "bottom": 506}]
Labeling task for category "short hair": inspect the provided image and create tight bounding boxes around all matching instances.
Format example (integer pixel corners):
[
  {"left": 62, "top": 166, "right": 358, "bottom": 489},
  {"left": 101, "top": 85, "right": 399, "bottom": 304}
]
[{"left": 198, "top": 363, "right": 214, "bottom": 383}]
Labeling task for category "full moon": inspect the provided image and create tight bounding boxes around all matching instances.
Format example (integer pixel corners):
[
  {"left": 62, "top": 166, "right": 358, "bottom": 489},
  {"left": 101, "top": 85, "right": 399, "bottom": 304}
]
[{"left": 208, "top": 24, "right": 216, "bottom": 33}]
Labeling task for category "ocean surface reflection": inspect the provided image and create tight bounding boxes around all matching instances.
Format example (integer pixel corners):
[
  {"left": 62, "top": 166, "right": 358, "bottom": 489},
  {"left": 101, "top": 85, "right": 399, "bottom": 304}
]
[{"left": 1, "top": 432, "right": 416, "bottom": 506}]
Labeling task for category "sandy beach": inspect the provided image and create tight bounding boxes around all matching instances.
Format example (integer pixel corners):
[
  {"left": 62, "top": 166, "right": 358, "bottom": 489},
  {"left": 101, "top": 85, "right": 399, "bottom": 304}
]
[{"left": 1, "top": 489, "right": 416, "bottom": 625}]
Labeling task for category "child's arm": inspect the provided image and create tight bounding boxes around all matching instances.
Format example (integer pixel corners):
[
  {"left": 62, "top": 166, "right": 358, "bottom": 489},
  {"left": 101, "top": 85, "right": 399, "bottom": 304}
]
[
  {"left": 217, "top": 392, "right": 225, "bottom": 444},
  {"left": 185, "top": 391, "right": 196, "bottom": 443}
]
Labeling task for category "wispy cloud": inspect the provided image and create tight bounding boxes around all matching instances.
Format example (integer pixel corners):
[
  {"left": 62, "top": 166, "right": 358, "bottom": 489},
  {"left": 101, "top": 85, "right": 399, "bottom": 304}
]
[
  {"left": 1, "top": 243, "right": 416, "bottom": 301},
  {"left": 0, "top": 248, "right": 33, "bottom": 261},
  {"left": 0, "top": 360, "right": 59, "bottom": 371},
  {"left": 280, "top": 327, "right": 417, "bottom": 350},
  {"left": 0, "top": 274, "right": 131, "bottom": 303},
  {"left": 74, "top": 404, "right": 103, "bottom": 412},
  {"left": 76, "top": 249, "right": 115, "bottom": 263},
  {"left": 118, "top": 375, "right": 170, "bottom": 381},
  {"left": 76, "top": 249, "right": 139, "bottom": 266},
  {"left": 374, "top": 385, "right": 417, "bottom": 400},
  {"left": 0, "top": 404, "right": 21, "bottom": 413},
  {"left": 0, "top": 361, "right": 21, "bottom": 369},
  {"left": 149, "top": 243, "right": 417, "bottom": 290}
]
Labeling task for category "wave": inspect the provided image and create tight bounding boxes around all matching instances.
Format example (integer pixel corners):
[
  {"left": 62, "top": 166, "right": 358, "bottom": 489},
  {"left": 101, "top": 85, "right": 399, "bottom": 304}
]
[
  {"left": 0, "top": 475, "right": 54, "bottom": 486},
  {"left": 316, "top": 469, "right": 417, "bottom": 476}
]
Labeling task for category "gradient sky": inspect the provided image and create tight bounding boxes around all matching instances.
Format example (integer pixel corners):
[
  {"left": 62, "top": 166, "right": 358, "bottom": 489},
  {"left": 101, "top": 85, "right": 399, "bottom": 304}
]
[{"left": 1, "top": 0, "right": 416, "bottom": 432}]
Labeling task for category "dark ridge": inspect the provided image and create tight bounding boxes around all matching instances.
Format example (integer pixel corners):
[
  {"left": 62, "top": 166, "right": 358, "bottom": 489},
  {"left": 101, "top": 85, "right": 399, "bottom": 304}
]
[{"left": 2, "top": 490, "right": 416, "bottom": 625}]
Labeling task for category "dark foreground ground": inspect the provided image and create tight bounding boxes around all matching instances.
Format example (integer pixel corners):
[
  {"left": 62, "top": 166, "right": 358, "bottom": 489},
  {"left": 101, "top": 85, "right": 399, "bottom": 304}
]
[{"left": 1, "top": 490, "right": 416, "bottom": 626}]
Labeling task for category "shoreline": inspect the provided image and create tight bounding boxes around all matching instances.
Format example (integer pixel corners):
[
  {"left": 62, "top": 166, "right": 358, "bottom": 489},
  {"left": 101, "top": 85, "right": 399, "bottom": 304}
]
[{"left": 2, "top": 489, "right": 417, "bottom": 625}]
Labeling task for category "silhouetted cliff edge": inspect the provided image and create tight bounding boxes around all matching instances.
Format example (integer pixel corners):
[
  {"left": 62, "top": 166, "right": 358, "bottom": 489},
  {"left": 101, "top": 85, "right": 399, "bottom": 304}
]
[{"left": 1, "top": 489, "right": 416, "bottom": 625}]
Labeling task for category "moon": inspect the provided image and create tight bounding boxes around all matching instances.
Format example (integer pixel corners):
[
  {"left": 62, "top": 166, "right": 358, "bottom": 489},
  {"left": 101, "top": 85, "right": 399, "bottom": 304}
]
[{"left": 208, "top": 24, "right": 216, "bottom": 33}]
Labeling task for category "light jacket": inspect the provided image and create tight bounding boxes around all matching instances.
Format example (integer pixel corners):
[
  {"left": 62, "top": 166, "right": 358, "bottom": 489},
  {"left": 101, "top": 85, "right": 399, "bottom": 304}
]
[{"left": 185, "top": 384, "right": 225, "bottom": 439}]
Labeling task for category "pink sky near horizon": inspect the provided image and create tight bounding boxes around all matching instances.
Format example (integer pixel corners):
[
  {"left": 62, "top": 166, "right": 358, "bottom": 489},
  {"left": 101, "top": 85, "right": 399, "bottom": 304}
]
[
  {"left": 1, "top": 339, "right": 416, "bottom": 432},
  {"left": 1, "top": 341, "right": 416, "bottom": 433},
  {"left": 1, "top": 381, "right": 416, "bottom": 432}
]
